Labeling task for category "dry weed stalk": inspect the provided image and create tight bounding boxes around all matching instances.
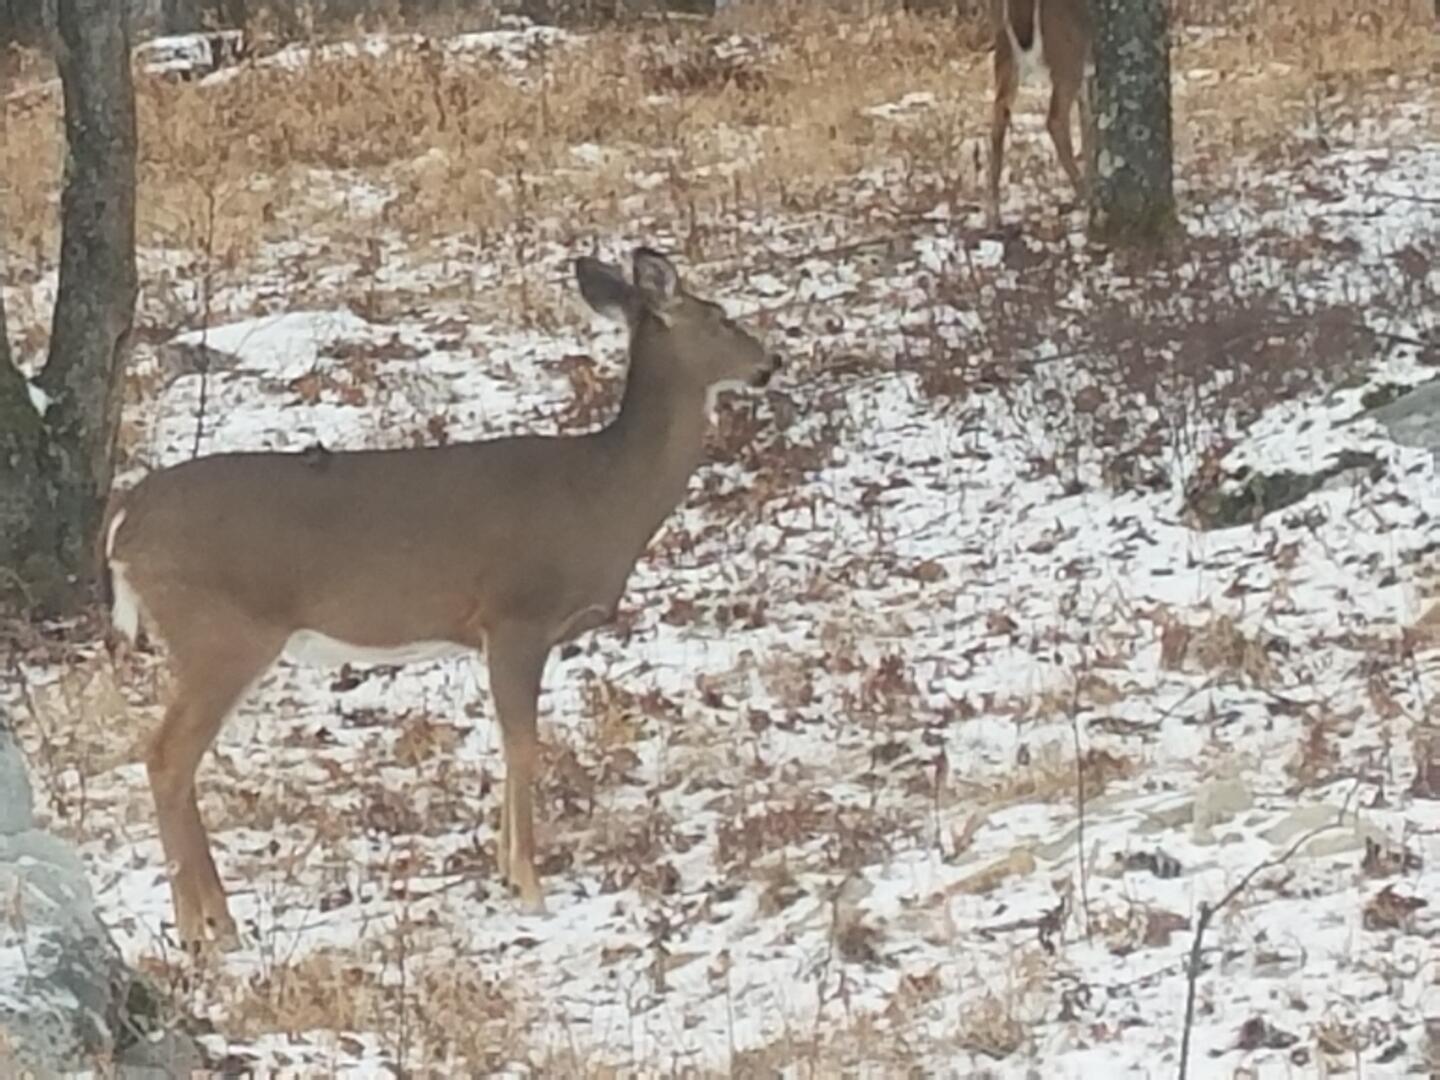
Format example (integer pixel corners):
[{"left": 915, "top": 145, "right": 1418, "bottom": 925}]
[{"left": 1176, "top": 782, "right": 1359, "bottom": 1080}]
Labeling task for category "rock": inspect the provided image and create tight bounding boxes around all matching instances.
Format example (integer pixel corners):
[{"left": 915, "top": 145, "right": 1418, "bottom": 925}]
[
  {"left": 0, "top": 727, "right": 34, "bottom": 835},
  {"left": 1260, "top": 803, "right": 1385, "bottom": 859},
  {"left": 1034, "top": 824, "right": 1080, "bottom": 862},
  {"left": 1346, "top": 379, "right": 1440, "bottom": 460},
  {"left": 0, "top": 713, "right": 201, "bottom": 1077},
  {"left": 951, "top": 848, "right": 1037, "bottom": 895},
  {"left": 1193, "top": 778, "right": 1253, "bottom": 833},
  {"left": 135, "top": 29, "right": 247, "bottom": 81},
  {"left": 1183, "top": 451, "right": 1382, "bottom": 531},
  {"left": 1138, "top": 795, "right": 1195, "bottom": 833},
  {"left": 1261, "top": 803, "right": 1342, "bottom": 845},
  {"left": 1301, "top": 831, "right": 1369, "bottom": 859}
]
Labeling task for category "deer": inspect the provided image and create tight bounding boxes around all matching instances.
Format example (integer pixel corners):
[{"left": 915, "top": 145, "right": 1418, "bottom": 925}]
[
  {"left": 102, "top": 248, "right": 780, "bottom": 951},
  {"left": 986, "top": 0, "right": 1094, "bottom": 227}
]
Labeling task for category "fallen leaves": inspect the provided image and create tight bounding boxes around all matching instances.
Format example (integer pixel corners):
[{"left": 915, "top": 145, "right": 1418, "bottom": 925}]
[
  {"left": 1409, "top": 728, "right": 1440, "bottom": 800},
  {"left": 1363, "top": 884, "right": 1427, "bottom": 931},
  {"left": 951, "top": 848, "right": 1037, "bottom": 895}
]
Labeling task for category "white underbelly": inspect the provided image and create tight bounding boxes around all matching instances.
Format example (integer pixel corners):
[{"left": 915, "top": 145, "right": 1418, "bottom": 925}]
[{"left": 282, "top": 629, "right": 471, "bottom": 667}]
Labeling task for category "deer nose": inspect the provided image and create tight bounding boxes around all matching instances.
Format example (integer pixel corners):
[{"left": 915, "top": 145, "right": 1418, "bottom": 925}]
[{"left": 752, "top": 353, "right": 781, "bottom": 388}]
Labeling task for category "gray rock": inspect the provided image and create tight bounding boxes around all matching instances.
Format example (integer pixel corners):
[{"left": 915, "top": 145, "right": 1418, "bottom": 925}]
[
  {"left": 1346, "top": 380, "right": 1440, "bottom": 460},
  {"left": 1301, "top": 831, "right": 1370, "bottom": 859},
  {"left": 1259, "top": 803, "right": 1386, "bottom": 859},
  {"left": 1261, "top": 803, "right": 1343, "bottom": 845},
  {"left": 0, "top": 727, "right": 34, "bottom": 835},
  {"left": 1192, "top": 778, "right": 1253, "bottom": 833},
  {"left": 117, "top": 1026, "right": 208, "bottom": 1077},
  {"left": 1137, "top": 795, "right": 1195, "bottom": 833},
  {"left": 0, "top": 714, "right": 200, "bottom": 1076}
]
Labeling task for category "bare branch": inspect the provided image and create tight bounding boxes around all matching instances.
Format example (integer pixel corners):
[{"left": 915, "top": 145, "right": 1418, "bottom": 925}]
[{"left": 1176, "top": 782, "right": 1360, "bottom": 1079}]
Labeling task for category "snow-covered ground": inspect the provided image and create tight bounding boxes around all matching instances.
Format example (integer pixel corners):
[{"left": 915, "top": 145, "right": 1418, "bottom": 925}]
[{"left": 6, "top": 20, "right": 1440, "bottom": 1079}]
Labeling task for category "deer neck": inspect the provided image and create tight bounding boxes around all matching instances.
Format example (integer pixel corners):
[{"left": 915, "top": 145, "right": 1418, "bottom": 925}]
[{"left": 594, "top": 319, "right": 709, "bottom": 530}]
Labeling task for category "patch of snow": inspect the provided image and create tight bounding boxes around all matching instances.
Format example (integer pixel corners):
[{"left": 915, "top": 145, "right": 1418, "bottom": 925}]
[{"left": 24, "top": 380, "right": 50, "bottom": 417}]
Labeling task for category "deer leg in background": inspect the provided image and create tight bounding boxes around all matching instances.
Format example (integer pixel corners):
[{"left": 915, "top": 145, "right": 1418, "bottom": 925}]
[
  {"left": 1047, "top": 78, "right": 1086, "bottom": 205},
  {"left": 987, "top": 41, "right": 1021, "bottom": 226}
]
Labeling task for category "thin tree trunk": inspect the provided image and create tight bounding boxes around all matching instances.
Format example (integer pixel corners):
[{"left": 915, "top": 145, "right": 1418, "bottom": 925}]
[
  {"left": 1088, "top": 0, "right": 1177, "bottom": 244},
  {"left": 161, "top": 0, "right": 246, "bottom": 33},
  {"left": 0, "top": 0, "right": 136, "bottom": 616},
  {"left": 0, "top": 307, "right": 61, "bottom": 612}
]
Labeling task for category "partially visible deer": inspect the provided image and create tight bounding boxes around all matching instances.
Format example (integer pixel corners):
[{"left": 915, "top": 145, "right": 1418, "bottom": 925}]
[
  {"left": 987, "top": 0, "right": 1094, "bottom": 226},
  {"left": 103, "top": 248, "right": 779, "bottom": 951}
]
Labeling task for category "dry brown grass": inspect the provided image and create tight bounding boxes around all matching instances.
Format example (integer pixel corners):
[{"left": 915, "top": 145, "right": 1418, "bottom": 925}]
[
  {"left": 979, "top": 739, "right": 1137, "bottom": 807},
  {"left": 7, "top": 652, "right": 157, "bottom": 833},
  {"left": 3, "top": 0, "right": 1434, "bottom": 332},
  {"left": 2, "top": 4, "right": 1437, "bottom": 1073}
]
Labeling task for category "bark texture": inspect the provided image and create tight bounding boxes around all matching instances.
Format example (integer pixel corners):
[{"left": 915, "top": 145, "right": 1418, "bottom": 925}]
[
  {"left": 0, "top": 0, "right": 136, "bottom": 615},
  {"left": 160, "top": 0, "right": 245, "bottom": 32},
  {"left": 1088, "top": 0, "right": 1177, "bottom": 244}
]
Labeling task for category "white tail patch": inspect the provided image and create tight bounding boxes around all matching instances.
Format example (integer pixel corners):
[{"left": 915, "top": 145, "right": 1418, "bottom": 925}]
[
  {"left": 105, "top": 508, "right": 127, "bottom": 560},
  {"left": 110, "top": 561, "right": 142, "bottom": 642},
  {"left": 282, "top": 629, "right": 469, "bottom": 667},
  {"left": 106, "top": 509, "right": 143, "bottom": 642}
]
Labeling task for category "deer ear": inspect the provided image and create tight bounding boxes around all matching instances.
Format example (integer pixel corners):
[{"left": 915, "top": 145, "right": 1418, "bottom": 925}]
[
  {"left": 575, "top": 256, "right": 634, "bottom": 322},
  {"left": 631, "top": 248, "right": 680, "bottom": 310}
]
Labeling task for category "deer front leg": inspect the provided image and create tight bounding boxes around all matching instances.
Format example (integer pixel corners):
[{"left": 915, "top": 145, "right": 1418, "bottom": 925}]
[
  {"left": 487, "top": 626, "right": 550, "bottom": 914},
  {"left": 148, "top": 696, "right": 232, "bottom": 951}
]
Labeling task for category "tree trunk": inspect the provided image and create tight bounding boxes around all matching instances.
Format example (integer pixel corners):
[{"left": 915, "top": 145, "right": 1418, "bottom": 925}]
[
  {"left": 0, "top": 309, "right": 64, "bottom": 613},
  {"left": 0, "top": 0, "right": 136, "bottom": 617},
  {"left": 0, "top": 0, "right": 54, "bottom": 48},
  {"left": 1088, "top": 0, "right": 1177, "bottom": 244},
  {"left": 161, "top": 0, "right": 246, "bottom": 33}
]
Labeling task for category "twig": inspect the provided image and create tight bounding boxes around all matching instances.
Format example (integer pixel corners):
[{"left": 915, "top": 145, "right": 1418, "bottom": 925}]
[
  {"left": 190, "top": 185, "right": 217, "bottom": 459},
  {"left": 1176, "top": 781, "right": 1359, "bottom": 1080},
  {"left": 1153, "top": 676, "right": 1221, "bottom": 727},
  {"left": 1365, "top": 187, "right": 1440, "bottom": 206},
  {"left": 6, "top": 653, "right": 66, "bottom": 820},
  {"left": 1068, "top": 673, "right": 1092, "bottom": 941}
]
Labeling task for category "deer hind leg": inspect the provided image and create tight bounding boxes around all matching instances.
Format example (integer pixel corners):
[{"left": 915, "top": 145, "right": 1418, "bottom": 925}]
[
  {"left": 1076, "top": 73, "right": 1095, "bottom": 199},
  {"left": 145, "top": 600, "right": 283, "bottom": 951},
  {"left": 487, "top": 625, "right": 550, "bottom": 914},
  {"left": 987, "top": 42, "right": 1021, "bottom": 227},
  {"left": 1047, "top": 75, "right": 1086, "bottom": 205}
]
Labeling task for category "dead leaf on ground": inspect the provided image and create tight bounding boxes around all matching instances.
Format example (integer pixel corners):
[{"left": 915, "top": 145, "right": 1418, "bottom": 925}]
[
  {"left": 1160, "top": 618, "right": 1191, "bottom": 670},
  {"left": 986, "top": 610, "right": 1019, "bottom": 636},
  {"left": 950, "top": 848, "right": 1037, "bottom": 895},
  {"left": 1363, "top": 884, "right": 1427, "bottom": 931},
  {"left": 1235, "top": 1016, "right": 1299, "bottom": 1051},
  {"left": 1410, "top": 729, "right": 1440, "bottom": 800},
  {"left": 1361, "top": 836, "right": 1422, "bottom": 878},
  {"left": 1143, "top": 907, "right": 1189, "bottom": 948}
]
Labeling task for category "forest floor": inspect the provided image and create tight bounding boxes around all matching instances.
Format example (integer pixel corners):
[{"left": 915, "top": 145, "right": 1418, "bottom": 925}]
[{"left": 4, "top": 2, "right": 1440, "bottom": 1075}]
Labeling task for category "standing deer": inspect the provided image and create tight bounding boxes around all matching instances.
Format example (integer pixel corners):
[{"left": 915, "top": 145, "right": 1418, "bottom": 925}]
[
  {"left": 104, "top": 248, "right": 779, "bottom": 950},
  {"left": 987, "top": 0, "right": 1094, "bottom": 226}
]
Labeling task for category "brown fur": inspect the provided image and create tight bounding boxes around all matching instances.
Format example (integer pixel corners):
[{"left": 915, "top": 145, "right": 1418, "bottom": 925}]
[
  {"left": 986, "top": 0, "right": 1094, "bottom": 226},
  {"left": 107, "top": 249, "right": 779, "bottom": 950}
]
